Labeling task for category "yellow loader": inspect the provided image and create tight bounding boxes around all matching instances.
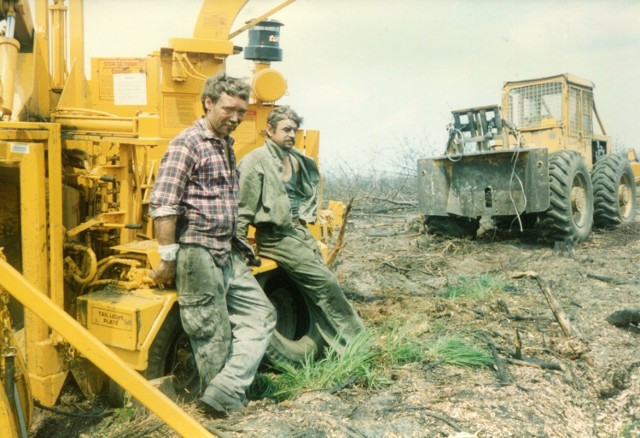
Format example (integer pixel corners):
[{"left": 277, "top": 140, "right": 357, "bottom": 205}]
[{"left": 418, "top": 73, "right": 637, "bottom": 242}]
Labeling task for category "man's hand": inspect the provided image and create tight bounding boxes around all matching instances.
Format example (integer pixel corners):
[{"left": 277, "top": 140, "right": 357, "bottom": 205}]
[
  {"left": 150, "top": 260, "right": 177, "bottom": 285},
  {"left": 232, "top": 236, "right": 262, "bottom": 267}
]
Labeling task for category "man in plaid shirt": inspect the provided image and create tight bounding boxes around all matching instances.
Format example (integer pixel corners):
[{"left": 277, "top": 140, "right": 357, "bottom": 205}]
[{"left": 149, "top": 72, "right": 275, "bottom": 418}]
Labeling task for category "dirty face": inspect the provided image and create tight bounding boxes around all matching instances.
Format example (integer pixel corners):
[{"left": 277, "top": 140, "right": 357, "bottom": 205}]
[
  {"left": 204, "top": 92, "right": 248, "bottom": 138},
  {"left": 266, "top": 119, "right": 298, "bottom": 150}
]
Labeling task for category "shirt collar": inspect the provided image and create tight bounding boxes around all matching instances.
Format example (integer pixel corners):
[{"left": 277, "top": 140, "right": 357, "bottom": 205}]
[{"left": 265, "top": 138, "right": 290, "bottom": 161}]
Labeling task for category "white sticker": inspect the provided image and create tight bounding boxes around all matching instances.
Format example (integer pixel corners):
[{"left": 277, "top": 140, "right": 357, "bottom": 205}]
[
  {"left": 10, "top": 143, "right": 29, "bottom": 154},
  {"left": 113, "top": 73, "right": 148, "bottom": 106}
]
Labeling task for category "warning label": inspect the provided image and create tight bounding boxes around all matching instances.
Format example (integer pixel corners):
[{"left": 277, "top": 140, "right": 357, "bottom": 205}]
[{"left": 90, "top": 307, "right": 132, "bottom": 331}]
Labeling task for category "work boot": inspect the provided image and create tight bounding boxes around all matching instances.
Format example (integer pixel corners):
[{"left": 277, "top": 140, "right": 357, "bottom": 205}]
[{"left": 197, "top": 386, "right": 245, "bottom": 418}]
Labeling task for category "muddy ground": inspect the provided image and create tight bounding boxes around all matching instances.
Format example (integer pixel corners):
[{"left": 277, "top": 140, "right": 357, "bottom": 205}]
[{"left": 30, "top": 204, "right": 640, "bottom": 438}]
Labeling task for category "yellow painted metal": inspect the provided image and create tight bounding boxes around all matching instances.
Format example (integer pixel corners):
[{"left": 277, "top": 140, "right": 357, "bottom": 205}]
[
  {"left": 0, "top": 388, "right": 21, "bottom": 438},
  {"left": 50, "top": 0, "right": 67, "bottom": 92},
  {"left": 168, "top": 38, "right": 234, "bottom": 56},
  {"left": 0, "top": 123, "right": 68, "bottom": 406},
  {"left": 0, "top": 259, "right": 214, "bottom": 438},
  {"left": 252, "top": 64, "right": 288, "bottom": 103},
  {"left": 78, "top": 292, "right": 163, "bottom": 352},
  {"left": 628, "top": 149, "right": 640, "bottom": 184},
  {"left": 0, "top": 37, "right": 20, "bottom": 118},
  {"left": 193, "top": 0, "right": 248, "bottom": 41},
  {"left": 77, "top": 288, "right": 177, "bottom": 370},
  {"left": 501, "top": 73, "right": 610, "bottom": 170},
  {"left": 0, "top": 250, "right": 34, "bottom": 438},
  {"left": 68, "top": 0, "right": 85, "bottom": 88}
]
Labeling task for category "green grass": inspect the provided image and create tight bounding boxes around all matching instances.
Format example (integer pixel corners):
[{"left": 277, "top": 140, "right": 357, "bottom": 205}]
[
  {"left": 425, "top": 335, "right": 493, "bottom": 367},
  {"left": 261, "top": 331, "right": 381, "bottom": 401},
  {"left": 620, "top": 419, "right": 640, "bottom": 438},
  {"left": 253, "top": 323, "right": 494, "bottom": 402},
  {"left": 440, "top": 275, "right": 505, "bottom": 300},
  {"left": 374, "top": 322, "right": 427, "bottom": 367}
]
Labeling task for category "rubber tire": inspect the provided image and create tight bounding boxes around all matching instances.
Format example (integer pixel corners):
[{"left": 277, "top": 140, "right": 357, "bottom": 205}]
[
  {"left": 425, "top": 215, "right": 480, "bottom": 238},
  {"left": 262, "top": 273, "right": 328, "bottom": 365},
  {"left": 592, "top": 155, "right": 637, "bottom": 229},
  {"left": 143, "top": 307, "right": 200, "bottom": 399},
  {"left": 108, "top": 307, "right": 200, "bottom": 405},
  {"left": 540, "top": 150, "right": 594, "bottom": 243}
]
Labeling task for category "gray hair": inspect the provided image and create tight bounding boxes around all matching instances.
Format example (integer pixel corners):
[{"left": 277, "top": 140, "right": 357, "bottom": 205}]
[
  {"left": 200, "top": 72, "right": 251, "bottom": 112},
  {"left": 267, "top": 106, "right": 304, "bottom": 130}
]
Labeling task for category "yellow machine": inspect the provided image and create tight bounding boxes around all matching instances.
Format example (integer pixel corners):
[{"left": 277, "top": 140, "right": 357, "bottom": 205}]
[
  {"left": 418, "top": 73, "right": 637, "bottom": 242},
  {"left": 0, "top": 0, "right": 332, "bottom": 436}
]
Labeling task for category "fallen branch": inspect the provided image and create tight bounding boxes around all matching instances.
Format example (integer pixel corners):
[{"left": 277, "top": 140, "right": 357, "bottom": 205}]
[
  {"left": 535, "top": 275, "right": 582, "bottom": 338},
  {"left": 497, "top": 299, "right": 553, "bottom": 322},
  {"left": 493, "top": 343, "right": 564, "bottom": 371},
  {"left": 381, "top": 261, "right": 432, "bottom": 276},
  {"left": 478, "top": 330, "right": 565, "bottom": 371},
  {"left": 512, "top": 271, "right": 582, "bottom": 338},
  {"left": 361, "top": 196, "right": 417, "bottom": 207},
  {"left": 587, "top": 272, "right": 634, "bottom": 285},
  {"left": 504, "top": 357, "right": 563, "bottom": 371},
  {"left": 487, "top": 339, "right": 512, "bottom": 384},
  {"left": 327, "top": 197, "right": 353, "bottom": 267}
]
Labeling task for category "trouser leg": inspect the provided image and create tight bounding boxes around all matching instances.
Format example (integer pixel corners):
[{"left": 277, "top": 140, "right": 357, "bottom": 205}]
[
  {"left": 207, "top": 248, "right": 276, "bottom": 402},
  {"left": 257, "top": 226, "right": 365, "bottom": 346},
  {"left": 175, "top": 245, "right": 230, "bottom": 389}
]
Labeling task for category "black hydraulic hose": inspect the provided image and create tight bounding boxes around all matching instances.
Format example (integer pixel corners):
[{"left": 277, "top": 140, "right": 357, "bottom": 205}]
[
  {"left": 13, "top": 384, "right": 28, "bottom": 438},
  {"left": 3, "top": 354, "right": 15, "bottom": 411},
  {"left": 34, "top": 399, "right": 114, "bottom": 418}
]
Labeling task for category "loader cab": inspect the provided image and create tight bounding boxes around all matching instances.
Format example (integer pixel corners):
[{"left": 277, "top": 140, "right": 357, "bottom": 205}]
[{"left": 502, "top": 73, "right": 610, "bottom": 169}]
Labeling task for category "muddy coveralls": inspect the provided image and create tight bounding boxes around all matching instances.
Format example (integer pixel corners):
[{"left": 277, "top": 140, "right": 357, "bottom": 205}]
[
  {"left": 237, "top": 139, "right": 365, "bottom": 350},
  {"left": 150, "top": 118, "right": 276, "bottom": 410}
]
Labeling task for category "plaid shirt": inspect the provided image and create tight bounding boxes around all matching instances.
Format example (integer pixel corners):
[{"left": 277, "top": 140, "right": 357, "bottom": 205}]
[{"left": 150, "top": 118, "right": 238, "bottom": 266}]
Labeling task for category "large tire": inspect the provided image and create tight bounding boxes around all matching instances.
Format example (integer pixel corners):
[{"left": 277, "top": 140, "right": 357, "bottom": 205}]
[
  {"left": 425, "top": 215, "right": 480, "bottom": 238},
  {"left": 262, "top": 273, "right": 328, "bottom": 365},
  {"left": 540, "top": 150, "right": 594, "bottom": 243},
  {"left": 108, "top": 307, "right": 200, "bottom": 405},
  {"left": 143, "top": 307, "right": 200, "bottom": 399},
  {"left": 592, "top": 155, "right": 637, "bottom": 228}
]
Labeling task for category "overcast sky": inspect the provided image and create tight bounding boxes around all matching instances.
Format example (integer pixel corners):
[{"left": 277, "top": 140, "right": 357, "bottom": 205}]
[{"left": 78, "top": 0, "right": 640, "bottom": 173}]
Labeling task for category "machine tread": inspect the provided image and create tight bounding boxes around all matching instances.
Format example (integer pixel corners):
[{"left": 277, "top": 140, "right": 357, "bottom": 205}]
[
  {"left": 540, "top": 150, "right": 593, "bottom": 243},
  {"left": 592, "top": 154, "right": 637, "bottom": 228},
  {"left": 263, "top": 274, "right": 328, "bottom": 365}
]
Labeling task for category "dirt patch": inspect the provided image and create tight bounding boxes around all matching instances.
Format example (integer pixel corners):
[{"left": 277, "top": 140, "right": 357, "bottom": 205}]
[{"left": 30, "top": 209, "right": 640, "bottom": 437}]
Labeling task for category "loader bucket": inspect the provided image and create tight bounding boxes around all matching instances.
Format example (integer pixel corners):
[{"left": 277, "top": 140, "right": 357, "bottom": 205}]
[{"left": 417, "top": 148, "right": 550, "bottom": 218}]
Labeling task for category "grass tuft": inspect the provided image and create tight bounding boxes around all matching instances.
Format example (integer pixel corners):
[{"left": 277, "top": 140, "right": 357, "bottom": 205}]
[
  {"left": 373, "top": 322, "right": 426, "bottom": 367},
  {"left": 264, "top": 331, "right": 381, "bottom": 401},
  {"left": 254, "top": 326, "right": 493, "bottom": 402},
  {"left": 425, "top": 335, "right": 493, "bottom": 367},
  {"left": 440, "top": 275, "right": 505, "bottom": 300}
]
